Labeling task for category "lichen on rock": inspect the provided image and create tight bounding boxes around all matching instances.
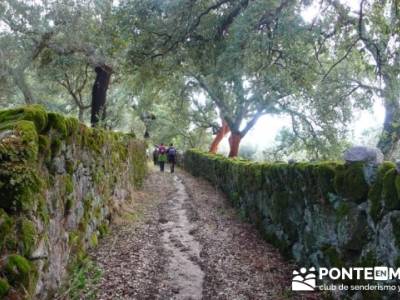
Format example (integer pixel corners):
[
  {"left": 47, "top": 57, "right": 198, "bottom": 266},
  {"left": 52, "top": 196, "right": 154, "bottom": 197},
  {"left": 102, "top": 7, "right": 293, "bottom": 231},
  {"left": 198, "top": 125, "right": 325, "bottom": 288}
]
[
  {"left": 183, "top": 149, "right": 400, "bottom": 285},
  {"left": 0, "top": 105, "right": 147, "bottom": 299}
]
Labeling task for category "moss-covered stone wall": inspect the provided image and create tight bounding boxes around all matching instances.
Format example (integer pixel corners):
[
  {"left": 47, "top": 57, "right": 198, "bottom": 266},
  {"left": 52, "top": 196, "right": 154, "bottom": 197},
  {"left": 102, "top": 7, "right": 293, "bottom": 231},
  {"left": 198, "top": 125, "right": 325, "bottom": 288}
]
[
  {"left": 184, "top": 150, "right": 400, "bottom": 276},
  {"left": 0, "top": 105, "right": 147, "bottom": 299}
]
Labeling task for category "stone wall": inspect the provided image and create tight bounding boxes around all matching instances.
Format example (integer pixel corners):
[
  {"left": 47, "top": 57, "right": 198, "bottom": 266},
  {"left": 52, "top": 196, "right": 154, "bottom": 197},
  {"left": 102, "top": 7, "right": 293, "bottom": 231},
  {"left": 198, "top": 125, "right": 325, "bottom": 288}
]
[
  {"left": 183, "top": 150, "right": 400, "bottom": 295},
  {"left": 0, "top": 105, "right": 147, "bottom": 299}
]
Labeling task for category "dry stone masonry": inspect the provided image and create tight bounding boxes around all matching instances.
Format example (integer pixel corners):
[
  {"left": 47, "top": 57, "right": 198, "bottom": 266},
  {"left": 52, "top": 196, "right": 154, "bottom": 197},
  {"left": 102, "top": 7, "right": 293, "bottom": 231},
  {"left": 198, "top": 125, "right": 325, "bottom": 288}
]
[
  {"left": 184, "top": 148, "right": 400, "bottom": 298},
  {"left": 0, "top": 105, "right": 146, "bottom": 299}
]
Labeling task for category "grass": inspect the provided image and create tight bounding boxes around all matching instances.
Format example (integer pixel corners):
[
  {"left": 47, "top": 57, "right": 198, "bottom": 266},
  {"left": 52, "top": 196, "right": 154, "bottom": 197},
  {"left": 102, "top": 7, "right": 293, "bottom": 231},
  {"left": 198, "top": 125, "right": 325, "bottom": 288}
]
[
  {"left": 56, "top": 258, "right": 102, "bottom": 300},
  {"left": 120, "top": 210, "right": 143, "bottom": 222}
]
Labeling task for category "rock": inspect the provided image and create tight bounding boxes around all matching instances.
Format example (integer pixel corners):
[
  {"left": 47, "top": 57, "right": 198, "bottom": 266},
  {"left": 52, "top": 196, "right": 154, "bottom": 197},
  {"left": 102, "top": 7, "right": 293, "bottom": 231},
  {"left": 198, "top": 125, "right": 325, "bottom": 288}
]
[
  {"left": 377, "top": 211, "right": 400, "bottom": 266},
  {"left": 30, "top": 238, "right": 48, "bottom": 260},
  {"left": 337, "top": 204, "right": 368, "bottom": 251},
  {"left": 0, "top": 130, "right": 16, "bottom": 141},
  {"left": 52, "top": 156, "right": 65, "bottom": 174},
  {"left": 343, "top": 146, "right": 383, "bottom": 165},
  {"left": 362, "top": 163, "right": 379, "bottom": 185}
]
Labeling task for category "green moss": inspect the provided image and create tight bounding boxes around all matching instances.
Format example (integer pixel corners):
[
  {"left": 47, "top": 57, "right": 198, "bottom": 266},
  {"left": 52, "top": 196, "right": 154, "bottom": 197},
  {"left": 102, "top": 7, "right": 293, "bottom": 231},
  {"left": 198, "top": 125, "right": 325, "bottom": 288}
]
[
  {"left": 0, "top": 119, "right": 39, "bottom": 161},
  {"left": 65, "top": 197, "right": 73, "bottom": 215},
  {"left": 98, "top": 224, "right": 108, "bottom": 237},
  {"left": 322, "top": 245, "right": 343, "bottom": 268},
  {"left": 19, "top": 219, "right": 37, "bottom": 257},
  {"left": 90, "top": 233, "right": 98, "bottom": 247},
  {"left": 382, "top": 168, "right": 400, "bottom": 210},
  {"left": 0, "top": 278, "right": 10, "bottom": 298},
  {"left": 66, "top": 160, "right": 74, "bottom": 175},
  {"left": 37, "top": 195, "right": 49, "bottom": 225},
  {"left": 0, "top": 166, "right": 43, "bottom": 213},
  {"left": 47, "top": 112, "right": 67, "bottom": 137},
  {"left": 78, "top": 220, "right": 88, "bottom": 233},
  {"left": 38, "top": 134, "right": 51, "bottom": 161},
  {"left": 270, "top": 191, "right": 289, "bottom": 224},
  {"left": 0, "top": 209, "right": 14, "bottom": 251},
  {"left": 315, "top": 162, "right": 340, "bottom": 200},
  {"left": 334, "top": 162, "right": 368, "bottom": 203},
  {"left": 93, "top": 169, "right": 105, "bottom": 185},
  {"left": 0, "top": 104, "right": 48, "bottom": 132},
  {"left": 68, "top": 230, "right": 87, "bottom": 266},
  {"left": 0, "top": 106, "right": 148, "bottom": 293},
  {"left": 335, "top": 201, "right": 350, "bottom": 220},
  {"left": 94, "top": 206, "right": 102, "bottom": 220},
  {"left": 68, "top": 231, "right": 80, "bottom": 247},
  {"left": 5, "top": 254, "right": 32, "bottom": 285},
  {"left": 65, "top": 175, "right": 74, "bottom": 194},
  {"left": 50, "top": 138, "right": 62, "bottom": 156},
  {"left": 368, "top": 162, "right": 395, "bottom": 222},
  {"left": 17, "top": 120, "right": 39, "bottom": 160},
  {"left": 80, "top": 127, "right": 107, "bottom": 153},
  {"left": 65, "top": 117, "right": 79, "bottom": 136}
]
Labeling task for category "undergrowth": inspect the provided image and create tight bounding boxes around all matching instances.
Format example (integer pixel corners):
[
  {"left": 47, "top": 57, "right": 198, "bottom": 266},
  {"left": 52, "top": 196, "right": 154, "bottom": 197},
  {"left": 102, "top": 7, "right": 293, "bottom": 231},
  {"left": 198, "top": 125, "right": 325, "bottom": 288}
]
[{"left": 56, "top": 258, "right": 102, "bottom": 300}]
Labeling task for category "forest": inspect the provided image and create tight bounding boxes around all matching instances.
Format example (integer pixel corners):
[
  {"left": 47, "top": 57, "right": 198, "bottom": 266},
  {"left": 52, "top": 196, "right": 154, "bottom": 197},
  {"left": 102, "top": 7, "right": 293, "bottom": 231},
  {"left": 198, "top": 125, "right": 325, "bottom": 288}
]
[
  {"left": 1, "top": 0, "right": 399, "bottom": 160},
  {"left": 2, "top": 1, "right": 400, "bottom": 299}
]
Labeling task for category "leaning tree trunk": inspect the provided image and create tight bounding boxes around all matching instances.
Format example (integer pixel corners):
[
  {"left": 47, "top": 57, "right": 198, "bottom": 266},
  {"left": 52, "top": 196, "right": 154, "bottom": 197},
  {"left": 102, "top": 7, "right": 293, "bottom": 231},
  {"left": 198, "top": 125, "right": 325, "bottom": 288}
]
[
  {"left": 91, "top": 65, "right": 112, "bottom": 127},
  {"left": 78, "top": 107, "right": 84, "bottom": 122},
  {"left": 377, "top": 96, "right": 400, "bottom": 160},
  {"left": 209, "top": 120, "right": 230, "bottom": 153},
  {"left": 228, "top": 132, "right": 242, "bottom": 157},
  {"left": 11, "top": 69, "right": 35, "bottom": 104}
]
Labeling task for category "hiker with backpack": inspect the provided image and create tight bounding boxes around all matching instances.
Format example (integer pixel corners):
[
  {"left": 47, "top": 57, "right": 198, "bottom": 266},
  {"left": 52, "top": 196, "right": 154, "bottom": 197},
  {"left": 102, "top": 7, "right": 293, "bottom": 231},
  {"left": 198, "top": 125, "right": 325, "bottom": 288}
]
[
  {"left": 157, "top": 143, "right": 167, "bottom": 172},
  {"left": 167, "top": 144, "right": 177, "bottom": 173}
]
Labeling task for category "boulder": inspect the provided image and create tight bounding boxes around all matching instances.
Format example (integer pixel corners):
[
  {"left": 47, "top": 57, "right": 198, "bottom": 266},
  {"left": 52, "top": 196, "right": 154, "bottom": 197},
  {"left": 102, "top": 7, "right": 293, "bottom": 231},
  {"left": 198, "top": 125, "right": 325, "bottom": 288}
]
[{"left": 343, "top": 146, "right": 383, "bottom": 165}]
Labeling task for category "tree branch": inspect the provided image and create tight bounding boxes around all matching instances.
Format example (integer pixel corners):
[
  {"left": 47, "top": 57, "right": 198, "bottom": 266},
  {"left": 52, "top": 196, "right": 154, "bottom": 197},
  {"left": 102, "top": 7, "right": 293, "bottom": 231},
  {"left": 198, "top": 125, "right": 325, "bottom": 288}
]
[
  {"left": 321, "top": 39, "right": 359, "bottom": 82},
  {"left": 240, "top": 110, "right": 264, "bottom": 137}
]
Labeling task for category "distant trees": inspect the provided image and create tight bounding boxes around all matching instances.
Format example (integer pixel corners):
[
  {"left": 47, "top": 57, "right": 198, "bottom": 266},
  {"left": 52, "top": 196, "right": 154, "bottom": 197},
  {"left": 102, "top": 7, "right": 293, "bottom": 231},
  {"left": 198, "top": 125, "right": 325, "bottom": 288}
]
[
  {"left": 316, "top": 0, "right": 400, "bottom": 159},
  {"left": 124, "top": 0, "right": 367, "bottom": 157},
  {"left": 1, "top": 0, "right": 399, "bottom": 159},
  {"left": 0, "top": 0, "right": 122, "bottom": 126},
  {"left": 0, "top": 0, "right": 56, "bottom": 104}
]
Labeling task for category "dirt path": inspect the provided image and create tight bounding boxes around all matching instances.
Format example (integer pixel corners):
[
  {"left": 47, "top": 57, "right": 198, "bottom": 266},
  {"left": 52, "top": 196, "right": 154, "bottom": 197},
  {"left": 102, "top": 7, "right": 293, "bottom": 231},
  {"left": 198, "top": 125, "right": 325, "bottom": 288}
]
[{"left": 90, "top": 167, "right": 317, "bottom": 300}]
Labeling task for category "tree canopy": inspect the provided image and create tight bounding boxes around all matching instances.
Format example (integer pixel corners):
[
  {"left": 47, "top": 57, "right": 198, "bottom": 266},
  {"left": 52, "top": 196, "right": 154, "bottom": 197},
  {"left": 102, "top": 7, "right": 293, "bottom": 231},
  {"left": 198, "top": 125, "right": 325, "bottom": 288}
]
[{"left": 1, "top": 0, "right": 399, "bottom": 159}]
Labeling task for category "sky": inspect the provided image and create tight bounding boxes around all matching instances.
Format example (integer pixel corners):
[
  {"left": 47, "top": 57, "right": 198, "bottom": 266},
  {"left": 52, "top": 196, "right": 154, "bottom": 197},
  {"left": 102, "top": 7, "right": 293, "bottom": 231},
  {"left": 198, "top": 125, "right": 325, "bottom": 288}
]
[{"left": 240, "top": 100, "right": 384, "bottom": 148}]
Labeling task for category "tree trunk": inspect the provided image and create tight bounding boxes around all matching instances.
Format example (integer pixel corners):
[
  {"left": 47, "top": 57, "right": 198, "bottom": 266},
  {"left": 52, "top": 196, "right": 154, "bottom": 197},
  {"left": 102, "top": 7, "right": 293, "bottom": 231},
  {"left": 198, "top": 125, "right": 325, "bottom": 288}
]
[
  {"left": 11, "top": 69, "right": 35, "bottom": 104},
  {"left": 209, "top": 120, "right": 230, "bottom": 153},
  {"left": 377, "top": 97, "right": 400, "bottom": 159},
  {"left": 228, "top": 132, "right": 242, "bottom": 157},
  {"left": 78, "top": 107, "right": 84, "bottom": 122},
  {"left": 91, "top": 65, "right": 112, "bottom": 127}
]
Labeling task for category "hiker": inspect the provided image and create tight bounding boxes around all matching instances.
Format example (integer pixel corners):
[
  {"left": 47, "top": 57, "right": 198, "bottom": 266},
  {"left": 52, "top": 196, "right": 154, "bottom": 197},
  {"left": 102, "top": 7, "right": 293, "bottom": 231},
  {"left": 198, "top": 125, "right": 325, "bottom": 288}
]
[
  {"left": 152, "top": 147, "right": 159, "bottom": 166},
  {"left": 167, "top": 143, "right": 177, "bottom": 173},
  {"left": 157, "top": 143, "right": 167, "bottom": 172}
]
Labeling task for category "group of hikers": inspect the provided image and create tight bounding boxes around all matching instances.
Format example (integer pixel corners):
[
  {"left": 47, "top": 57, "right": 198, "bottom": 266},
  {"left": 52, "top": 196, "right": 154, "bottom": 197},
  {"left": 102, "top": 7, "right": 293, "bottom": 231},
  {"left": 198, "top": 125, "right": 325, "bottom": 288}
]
[{"left": 152, "top": 143, "right": 177, "bottom": 173}]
